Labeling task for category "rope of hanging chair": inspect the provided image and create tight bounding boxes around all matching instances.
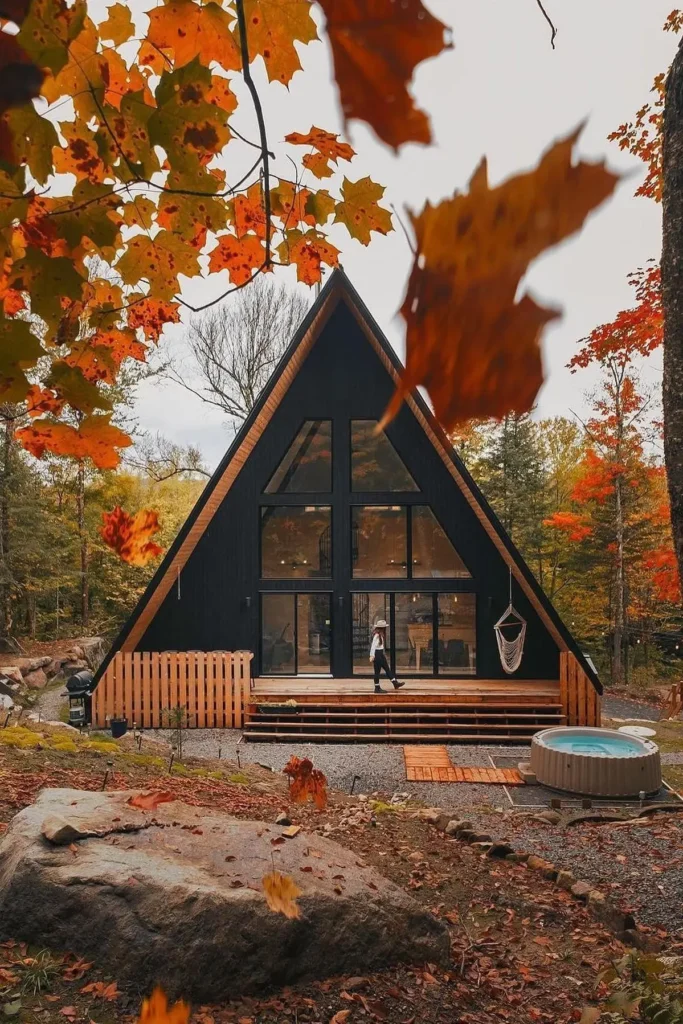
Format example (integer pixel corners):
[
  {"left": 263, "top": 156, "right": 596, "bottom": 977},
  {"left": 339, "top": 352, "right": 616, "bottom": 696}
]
[{"left": 494, "top": 569, "right": 527, "bottom": 674}]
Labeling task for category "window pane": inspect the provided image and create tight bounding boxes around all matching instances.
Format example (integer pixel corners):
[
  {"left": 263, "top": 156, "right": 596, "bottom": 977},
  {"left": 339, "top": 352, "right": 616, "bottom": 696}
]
[
  {"left": 261, "top": 594, "right": 295, "bottom": 675},
  {"left": 261, "top": 506, "right": 332, "bottom": 578},
  {"left": 438, "top": 594, "right": 476, "bottom": 674},
  {"left": 265, "top": 420, "right": 332, "bottom": 493},
  {"left": 352, "top": 593, "right": 390, "bottom": 673},
  {"left": 351, "top": 420, "right": 418, "bottom": 491},
  {"left": 352, "top": 506, "right": 407, "bottom": 578},
  {"left": 412, "top": 506, "right": 471, "bottom": 578},
  {"left": 395, "top": 593, "right": 433, "bottom": 675},
  {"left": 297, "top": 594, "right": 331, "bottom": 674}
]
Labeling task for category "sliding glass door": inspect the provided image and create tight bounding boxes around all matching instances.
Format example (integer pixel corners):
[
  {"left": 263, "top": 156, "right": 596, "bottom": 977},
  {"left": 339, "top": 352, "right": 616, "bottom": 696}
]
[
  {"left": 261, "top": 593, "right": 331, "bottom": 675},
  {"left": 351, "top": 592, "right": 476, "bottom": 676}
]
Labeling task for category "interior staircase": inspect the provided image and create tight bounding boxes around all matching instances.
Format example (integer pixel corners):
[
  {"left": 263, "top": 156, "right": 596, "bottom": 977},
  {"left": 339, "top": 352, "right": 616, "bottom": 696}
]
[{"left": 243, "top": 693, "right": 565, "bottom": 743}]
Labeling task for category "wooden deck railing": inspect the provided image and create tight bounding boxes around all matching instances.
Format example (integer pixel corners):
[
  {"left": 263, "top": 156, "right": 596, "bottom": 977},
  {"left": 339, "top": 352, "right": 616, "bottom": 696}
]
[
  {"left": 92, "top": 651, "right": 253, "bottom": 729},
  {"left": 559, "top": 652, "right": 601, "bottom": 726},
  {"left": 663, "top": 681, "right": 683, "bottom": 720}
]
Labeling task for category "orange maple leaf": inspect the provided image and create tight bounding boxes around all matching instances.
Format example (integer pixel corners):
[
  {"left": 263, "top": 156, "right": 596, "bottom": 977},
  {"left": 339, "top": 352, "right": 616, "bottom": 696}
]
[
  {"left": 283, "top": 755, "right": 328, "bottom": 809},
  {"left": 127, "top": 791, "right": 175, "bottom": 810},
  {"left": 262, "top": 870, "right": 302, "bottom": 919},
  {"left": 147, "top": 0, "right": 241, "bottom": 72},
  {"left": 137, "top": 988, "right": 189, "bottom": 1024},
  {"left": 208, "top": 233, "right": 267, "bottom": 284},
  {"left": 16, "top": 414, "right": 132, "bottom": 469},
  {"left": 278, "top": 229, "right": 339, "bottom": 285},
  {"left": 317, "top": 0, "right": 450, "bottom": 149},
  {"left": 242, "top": 0, "right": 318, "bottom": 86},
  {"left": 234, "top": 182, "right": 266, "bottom": 239},
  {"left": 285, "top": 126, "right": 355, "bottom": 178},
  {"left": 384, "top": 128, "right": 620, "bottom": 429},
  {"left": 127, "top": 298, "right": 180, "bottom": 342},
  {"left": 25, "top": 384, "right": 65, "bottom": 418},
  {"left": 100, "top": 507, "right": 164, "bottom": 566}
]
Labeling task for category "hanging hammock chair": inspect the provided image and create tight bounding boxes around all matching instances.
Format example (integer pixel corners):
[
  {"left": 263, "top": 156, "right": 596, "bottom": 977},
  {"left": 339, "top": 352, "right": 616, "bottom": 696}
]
[{"left": 494, "top": 569, "right": 527, "bottom": 674}]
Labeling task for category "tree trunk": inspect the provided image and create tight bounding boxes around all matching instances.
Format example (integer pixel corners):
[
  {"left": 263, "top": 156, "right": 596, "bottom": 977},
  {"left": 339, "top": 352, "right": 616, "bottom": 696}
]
[
  {"left": 76, "top": 460, "right": 89, "bottom": 629},
  {"left": 0, "top": 415, "right": 13, "bottom": 648},
  {"left": 663, "top": 38, "right": 683, "bottom": 593},
  {"left": 613, "top": 472, "right": 625, "bottom": 687}
]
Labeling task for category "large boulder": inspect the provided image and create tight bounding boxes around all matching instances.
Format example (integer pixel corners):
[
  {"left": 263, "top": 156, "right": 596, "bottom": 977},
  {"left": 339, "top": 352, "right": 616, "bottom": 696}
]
[
  {"left": 0, "top": 789, "right": 448, "bottom": 1001},
  {"left": 23, "top": 669, "right": 48, "bottom": 690},
  {"left": 0, "top": 667, "right": 23, "bottom": 686}
]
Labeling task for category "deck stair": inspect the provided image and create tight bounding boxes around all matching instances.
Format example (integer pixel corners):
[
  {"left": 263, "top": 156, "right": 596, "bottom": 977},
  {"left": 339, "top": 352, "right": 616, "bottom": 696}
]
[{"left": 244, "top": 696, "right": 565, "bottom": 743}]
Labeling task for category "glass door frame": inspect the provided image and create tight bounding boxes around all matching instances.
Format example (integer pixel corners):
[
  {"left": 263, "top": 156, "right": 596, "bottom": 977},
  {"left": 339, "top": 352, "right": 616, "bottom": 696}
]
[
  {"left": 350, "top": 590, "right": 477, "bottom": 678},
  {"left": 259, "top": 591, "right": 333, "bottom": 676}
]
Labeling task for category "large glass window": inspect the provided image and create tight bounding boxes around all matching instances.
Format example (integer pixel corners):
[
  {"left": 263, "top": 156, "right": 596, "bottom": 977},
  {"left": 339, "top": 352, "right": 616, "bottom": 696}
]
[
  {"left": 395, "top": 593, "right": 433, "bottom": 675},
  {"left": 351, "top": 420, "right": 418, "bottom": 491},
  {"left": 261, "top": 506, "right": 331, "bottom": 578},
  {"left": 351, "top": 593, "right": 390, "bottom": 673},
  {"left": 438, "top": 593, "right": 476, "bottom": 674},
  {"left": 412, "top": 505, "right": 470, "bottom": 578},
  {"left": 261, "top": 594, "right": 296, "bottom": 674},
  {"left": 265, "top": 420, "right": 332, "bottom": 493},
  {"left": 352, "top": 506, "right": 407, "bottom": 578}
]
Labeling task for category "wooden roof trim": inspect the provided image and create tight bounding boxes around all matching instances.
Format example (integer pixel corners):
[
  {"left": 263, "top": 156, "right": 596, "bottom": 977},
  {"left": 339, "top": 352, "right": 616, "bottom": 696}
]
[
  {"left": 120, "top": 282, "right": 341, "bottom": 652},
  {"left": 343, "top": 293, "right": 569, "bottom": 654}
]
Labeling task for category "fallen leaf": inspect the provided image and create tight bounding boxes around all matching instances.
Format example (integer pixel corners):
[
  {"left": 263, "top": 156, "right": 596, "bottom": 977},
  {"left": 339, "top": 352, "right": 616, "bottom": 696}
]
[
  {"left": 330, "top": 1012, "right": 351, "bottom": 1024},
  {"left": 127, "top": 792, "right": 174, "bottom": 811},
  {"left": 262, "top": 870, "right": 302, "bottom": 919}
]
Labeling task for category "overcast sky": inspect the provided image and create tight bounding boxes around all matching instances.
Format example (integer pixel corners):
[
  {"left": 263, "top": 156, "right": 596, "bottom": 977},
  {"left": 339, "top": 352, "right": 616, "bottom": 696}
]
[{"left": 131, "top": 0, "right": 676, "bottom": 469}]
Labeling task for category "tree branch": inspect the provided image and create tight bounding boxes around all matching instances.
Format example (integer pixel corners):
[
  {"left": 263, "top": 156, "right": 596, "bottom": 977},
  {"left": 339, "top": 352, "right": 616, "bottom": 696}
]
[
  {"left": 234, "top": 0, "right": 272, "bottom": 267},
  {"left": 534, "top": 0, "right": 557, "bottom": 49}
]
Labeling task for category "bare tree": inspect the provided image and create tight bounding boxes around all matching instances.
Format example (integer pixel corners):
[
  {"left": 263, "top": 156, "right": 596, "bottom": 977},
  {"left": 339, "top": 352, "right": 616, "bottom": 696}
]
[
  {"left": 128, "top": 434, "right": 211, "bottom": 482},
  {"left": 169, "top": 277, "right": 309, "bottom": 422}
]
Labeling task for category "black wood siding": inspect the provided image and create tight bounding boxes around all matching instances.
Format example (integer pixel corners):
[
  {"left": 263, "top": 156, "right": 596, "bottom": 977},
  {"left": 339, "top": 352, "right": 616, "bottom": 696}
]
[{"left": 138, "top": 301, "right": 560, "bottom": 680}]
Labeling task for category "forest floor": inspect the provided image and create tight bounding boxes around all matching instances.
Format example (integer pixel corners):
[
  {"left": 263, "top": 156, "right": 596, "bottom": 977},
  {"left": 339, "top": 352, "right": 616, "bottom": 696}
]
[{"left": 1, "top": 720, "right": 682, "bottom": 1024}]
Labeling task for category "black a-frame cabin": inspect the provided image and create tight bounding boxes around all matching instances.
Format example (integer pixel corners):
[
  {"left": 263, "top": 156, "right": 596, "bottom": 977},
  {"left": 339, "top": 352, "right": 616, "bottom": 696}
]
[{"left": 93, "top": 270, "right": 601, "bottom": 741}]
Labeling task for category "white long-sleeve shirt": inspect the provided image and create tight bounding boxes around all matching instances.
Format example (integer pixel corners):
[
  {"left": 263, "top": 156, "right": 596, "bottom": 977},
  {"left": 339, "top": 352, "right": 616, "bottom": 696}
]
[{"left": 369, "top": 634, "right": 385, "bottom": 659}]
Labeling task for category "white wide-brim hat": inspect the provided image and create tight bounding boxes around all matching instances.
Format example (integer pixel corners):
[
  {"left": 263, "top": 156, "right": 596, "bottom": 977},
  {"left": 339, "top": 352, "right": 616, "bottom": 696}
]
[{"left": 374, "top": 619, "right": 388, "bottom": 629}]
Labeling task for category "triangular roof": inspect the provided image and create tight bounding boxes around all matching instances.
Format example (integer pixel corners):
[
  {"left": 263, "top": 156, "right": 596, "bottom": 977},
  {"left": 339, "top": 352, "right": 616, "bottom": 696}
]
[{"left": 94, "top": 269, "right": 601, "bottom": 692}]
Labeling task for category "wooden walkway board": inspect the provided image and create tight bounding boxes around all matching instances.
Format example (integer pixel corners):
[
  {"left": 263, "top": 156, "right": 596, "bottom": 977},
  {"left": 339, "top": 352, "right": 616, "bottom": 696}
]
[{"left": 403, "top": 745, "right": 523, "bottom": 785}]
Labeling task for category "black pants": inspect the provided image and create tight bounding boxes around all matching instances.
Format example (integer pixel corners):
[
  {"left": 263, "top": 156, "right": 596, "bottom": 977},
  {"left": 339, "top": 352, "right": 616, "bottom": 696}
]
[{"left": 373, "top": 651, "right": 393, "bottom": 686}]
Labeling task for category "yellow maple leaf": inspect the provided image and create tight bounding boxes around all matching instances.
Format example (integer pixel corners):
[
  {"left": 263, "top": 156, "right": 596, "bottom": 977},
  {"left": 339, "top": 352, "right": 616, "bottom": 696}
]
[
  {"left": 262, "top": 871, "right": 303, "bottom": 919},
  {"left": 334, "top": 177, "right": 393, "bottom": 245}
]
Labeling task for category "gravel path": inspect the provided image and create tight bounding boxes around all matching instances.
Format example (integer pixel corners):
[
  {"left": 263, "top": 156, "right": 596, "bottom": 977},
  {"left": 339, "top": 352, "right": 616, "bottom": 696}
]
[
  {"left": 464, "top": 809, "right": 683, "bottom": 935},
  {"left": 147, "top": 728, "right": 533, "bottom": 809},
  {"left": 603, "top": 695, "right": 663, "bottom": 721},
  {"left": 31, "top": 682, "right": 68, "bottom": 723}
]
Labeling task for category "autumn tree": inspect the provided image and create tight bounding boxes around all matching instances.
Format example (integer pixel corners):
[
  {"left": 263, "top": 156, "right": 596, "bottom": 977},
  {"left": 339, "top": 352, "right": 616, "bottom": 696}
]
[
  {"left": 609, "top": 9, "right": 683, "bottom": 591},
  {"left": 173, "top": 276, "right": 309, "bottom": 423}
]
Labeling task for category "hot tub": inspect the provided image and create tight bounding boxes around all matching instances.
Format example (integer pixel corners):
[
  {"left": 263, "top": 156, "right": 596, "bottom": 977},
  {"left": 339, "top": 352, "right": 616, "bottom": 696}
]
[{"left": 530, "top": 727, "right": 661, "bottom": 798}]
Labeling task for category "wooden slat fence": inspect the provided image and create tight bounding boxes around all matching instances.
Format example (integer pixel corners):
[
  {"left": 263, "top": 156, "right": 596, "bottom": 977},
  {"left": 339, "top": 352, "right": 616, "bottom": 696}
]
[
  {"left": 559, "top": 652, "right": 601, "bottom": 726},
  {"left": 663, "top": 681, "right": 683, "bottom": 720},
  {"left": 92, "top": 651, "right": 253, "bottom": 729}
]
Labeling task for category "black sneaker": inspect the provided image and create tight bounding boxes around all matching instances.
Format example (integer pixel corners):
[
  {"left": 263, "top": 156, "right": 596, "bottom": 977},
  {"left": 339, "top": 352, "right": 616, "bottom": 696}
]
[
  {"left": 374, "top": 686, "right": 385, "bottom": 693},
  {"left": 392, "top": 678, "right": 405, "bottom": 689}
]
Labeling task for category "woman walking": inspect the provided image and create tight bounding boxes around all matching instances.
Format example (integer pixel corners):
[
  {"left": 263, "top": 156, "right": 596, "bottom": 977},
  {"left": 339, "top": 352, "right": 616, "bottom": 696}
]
[{"left": 369, "top": 620, "right": 405, "bottom": 693}]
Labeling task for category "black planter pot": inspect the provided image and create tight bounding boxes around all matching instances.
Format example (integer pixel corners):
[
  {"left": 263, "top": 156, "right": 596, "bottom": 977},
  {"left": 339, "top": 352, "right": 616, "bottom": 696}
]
[{"left": 111, "top": 718, "right": 128, "bottom": 738}]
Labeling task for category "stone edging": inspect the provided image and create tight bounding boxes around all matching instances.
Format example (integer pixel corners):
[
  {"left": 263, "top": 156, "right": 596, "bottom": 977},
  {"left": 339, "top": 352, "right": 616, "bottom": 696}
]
[{"left": 413, "top": 808, "right": 651, "bottom": 948}]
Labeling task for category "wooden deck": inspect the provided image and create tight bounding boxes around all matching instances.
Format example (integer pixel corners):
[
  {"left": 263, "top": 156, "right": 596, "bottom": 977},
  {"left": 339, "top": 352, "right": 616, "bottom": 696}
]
[
  {"left": 245, "top": 677, "right": 565, "bottom": 742},
  {"left": 252, "top": 677, "right": 560, "bottom": 703}
]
